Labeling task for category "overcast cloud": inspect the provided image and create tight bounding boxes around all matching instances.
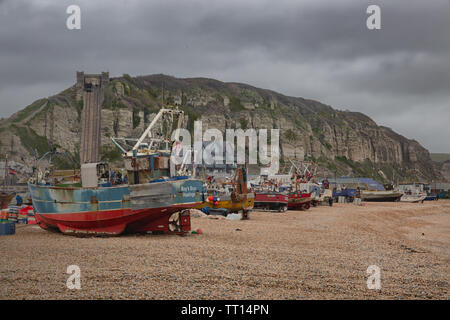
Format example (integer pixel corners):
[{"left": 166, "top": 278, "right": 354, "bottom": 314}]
[{"left": 0, "top": 0, "right": 449, "bottom": 152}]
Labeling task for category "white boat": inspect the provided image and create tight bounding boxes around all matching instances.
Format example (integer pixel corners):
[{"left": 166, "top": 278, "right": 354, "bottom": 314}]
[
  {"left": 396, "top": 184, "right": 427, "bottom": 203},
  {"left": 400, "top": 193, "right": 427, "bottom": 203}
]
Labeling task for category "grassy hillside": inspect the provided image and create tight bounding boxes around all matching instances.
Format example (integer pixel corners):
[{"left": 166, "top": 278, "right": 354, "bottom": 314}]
[
  {"left": 0, "top": 73, "right": 442, "bottom": 182},
  {"left": 430, "top": 153, "right": 450, "bottom": 163}
]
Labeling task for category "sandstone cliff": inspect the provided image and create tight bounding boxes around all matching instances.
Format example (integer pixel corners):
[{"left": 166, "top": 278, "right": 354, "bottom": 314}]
[{"left": 0, "top": 74, "right": 443, "bottom": 182}]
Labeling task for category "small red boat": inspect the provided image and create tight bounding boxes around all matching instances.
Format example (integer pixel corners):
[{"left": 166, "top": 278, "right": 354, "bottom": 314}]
[
  {"left": 254, "top": 192, "right": 288, "bottom": 212},
  {"left": 0, "top": 192, "right": 15, "bottom": 210},
  {"left": 288, "top": 192, "right": 312, "bottom": 210}
]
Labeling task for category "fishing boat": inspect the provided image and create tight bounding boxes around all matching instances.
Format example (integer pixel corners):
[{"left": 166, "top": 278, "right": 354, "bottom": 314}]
[
  {"left": 28, "top": 169, "right": 202, "bottom": 235},
  {"left": 299, "top": 182, "right": 322, "bottom": 206},
  {"left": 28, "top": 108, "right": 203, "bottom": 236},
  {"left": 254, "top": 192, "right": 288, "bottom": 212},
  {"left": 195, "top": 167, "right": 254, "bottom": 219},
  {"left": 400, "top": 193, "right": 427, "bottom": 203},
  {"left": 360, "top": 190, "right": 403, "bottom": 202},
  {"left": 396, "top": 184, "right": 427, "bottom": 203},
  {"left": 258, "top": 165, "right": 312, "bottom": 211},
  {"left": 0, "top": 192, "right": 15, "bottom": 210},
  {"left": 288, "top": 192, "right": 312, "bottom": 210},
  {"left": 252, "top": 179, "right": 288, "bottom": 212},
  {"left": 275, "top": 161, "right": 314, "bottom": 210}
]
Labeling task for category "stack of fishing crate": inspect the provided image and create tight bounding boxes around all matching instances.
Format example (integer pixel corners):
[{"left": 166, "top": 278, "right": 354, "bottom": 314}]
[
  {"left": 8, "top": 205, "right": 36, "bottom": 224},
  {"left": 0, "top": 205, "right": 37, "bottom": 236},
  {"left": 7, "top": 205, "right": 19, "bottom": 223},
  {"left": 19, "top": 206, "right": 36, "bottom": 224},
  {"left": 0, "top": 208, "right": 9, "bottom": 223}
]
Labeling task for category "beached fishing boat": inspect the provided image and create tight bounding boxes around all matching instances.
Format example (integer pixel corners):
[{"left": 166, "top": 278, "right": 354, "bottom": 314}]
[
  {"left": 28, "top": 107, "right": 203, "bottom": 236},
  {"left": 254, "top": 192, "right": 288, "bottom": 212},
  {"left": 299, "top": 182, "right": 322, "bottom": 206},
  {"left": 288, "top": 192, "right": 312, "bottom": 210},
  {"left": 251, "top": 175, "right": 288, "bottom": 211},
  {"left": 0, "top": 192, "right": 15, "bottom": 210},
  {"left": 396, "top": 184, "right": 427, "bottom": 203},
  {"left": 29, "top": 173, "right": 202, "bottom": 235},
  {"left": 360, "top": 190, "right": 403, "bottom": 202},
  {"left": 400, "top": 193, "right": 427, "bottom": 203},
  {"left": 195, "top": 167, "right": 254, "bottom": 218},
  {"left": 284, "top": 160, "right": 315, "bottom": 210},
  {"left": 259, "top": 172, "right": 312, "bottom": 210}
]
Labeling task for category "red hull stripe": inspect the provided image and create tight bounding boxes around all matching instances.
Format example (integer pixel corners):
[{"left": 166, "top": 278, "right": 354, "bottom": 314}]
[
  {"left": 37, "top": 203, "right": 199, "bottom": 229},
  {"left": 38, "top": 202, "right": 198, "bottom": 220}
]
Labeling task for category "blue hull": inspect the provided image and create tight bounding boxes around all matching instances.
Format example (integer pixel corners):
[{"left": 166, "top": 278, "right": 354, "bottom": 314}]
[{"left": 28, "top": 178, "right": 203, "bottom": 235}]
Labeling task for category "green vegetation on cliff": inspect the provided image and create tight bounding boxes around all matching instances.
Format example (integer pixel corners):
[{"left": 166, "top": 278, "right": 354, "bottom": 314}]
[
  {"left": 10, "top": 124, "right": 51, "bottom": 156},
  {"left": 430, "top": 153, "right": 450, "bottom": 163},
  {"left": 12, "top": 98, "right": 47, "bottom": 123},
  {"left": 0, "top": 73, "right": 441, "bottom": 182}
]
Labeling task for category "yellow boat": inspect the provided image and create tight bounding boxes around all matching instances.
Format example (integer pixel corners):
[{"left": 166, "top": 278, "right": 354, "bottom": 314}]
[
  {"left": 195, "top": 168, "right": 254, "bottom": 219},
  {"left": 195, "top": 193, "right": 254, "bottom": 215}
]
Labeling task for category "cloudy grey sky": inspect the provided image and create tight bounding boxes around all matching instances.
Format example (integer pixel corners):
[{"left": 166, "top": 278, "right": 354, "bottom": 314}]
[{"left": 0, "top": 0, "right": 449, "bottom": 152}]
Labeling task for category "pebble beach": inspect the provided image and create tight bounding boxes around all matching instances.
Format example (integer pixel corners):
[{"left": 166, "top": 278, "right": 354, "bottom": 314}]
[{"left": 1, "top": 201, "right": 449, "bottom": 299}]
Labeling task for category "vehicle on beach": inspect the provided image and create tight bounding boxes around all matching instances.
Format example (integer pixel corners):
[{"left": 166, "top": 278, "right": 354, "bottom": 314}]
[{"left": 333, "top": 188, "right": 357, "bottom": 203}]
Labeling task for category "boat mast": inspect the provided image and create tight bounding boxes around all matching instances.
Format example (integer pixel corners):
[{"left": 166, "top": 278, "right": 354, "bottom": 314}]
[{"left": 132, "top": 108, "right": 183, "bottom": 151}]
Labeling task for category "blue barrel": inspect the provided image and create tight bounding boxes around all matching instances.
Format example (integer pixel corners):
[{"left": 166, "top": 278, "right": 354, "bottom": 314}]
[{"left": 0, "top": 222, "right": 16, "bottom": 236}]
